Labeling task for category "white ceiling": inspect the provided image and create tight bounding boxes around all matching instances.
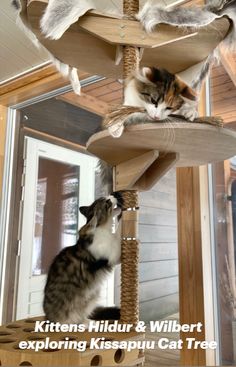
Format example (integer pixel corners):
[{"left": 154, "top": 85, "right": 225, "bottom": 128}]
[
  {"left": 0, "top": 0, "right": 49, "bottom": 84},
  {"left": 0, "top": 0, "right": 181, "bottom": 84}
]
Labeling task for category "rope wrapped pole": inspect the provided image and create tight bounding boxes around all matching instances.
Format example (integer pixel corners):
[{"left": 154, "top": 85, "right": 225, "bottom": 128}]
[{"left": 119, "top": 0, "right": 140, "bottom": 326}]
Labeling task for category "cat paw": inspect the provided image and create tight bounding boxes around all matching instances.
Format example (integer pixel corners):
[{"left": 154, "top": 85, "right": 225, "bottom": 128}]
[{"left": 175, "top": 105, "right": 198, "bottom": 122}]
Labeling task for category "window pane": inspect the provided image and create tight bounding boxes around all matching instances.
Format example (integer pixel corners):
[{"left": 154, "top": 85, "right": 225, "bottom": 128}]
[{"left": 32, "top": 157, "right": 80, "bottom": 276}]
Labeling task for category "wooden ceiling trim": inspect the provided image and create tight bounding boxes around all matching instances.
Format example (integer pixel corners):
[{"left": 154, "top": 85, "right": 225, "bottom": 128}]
[
  {"left": 219, "top": 48, "right": 236, "bottom": 87},
  {"left": 57, "top": 91, "right": 109, "bottom": 116},
  {"left": 0, "top": 64, "right": 93, "bottom": 107}
]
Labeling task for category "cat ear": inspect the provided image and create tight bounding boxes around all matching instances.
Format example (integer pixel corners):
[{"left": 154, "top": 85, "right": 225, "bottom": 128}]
[
  {"left": 79, "top": 206, "right": 89, "bottom": 218},
  {"left": 136, "top": 67, "right": 154, "bottom": 84},
  {"left": 177, "top": 77, "right": 197, "bottom": 101},
  {"left": 180, "top": 86, "right": 197, "bottom": 101}
]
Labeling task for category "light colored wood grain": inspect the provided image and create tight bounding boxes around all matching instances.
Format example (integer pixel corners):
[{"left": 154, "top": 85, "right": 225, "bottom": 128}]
[
  {"left": 176, "top": 88, "right": 207, "bottom": 365},
  {"left": 25, "top": 0, "right": 230, "bottom": 78},
  {"left": 0, "top": 64, "right": 90, "bottom": 107},
  {"left": 114, "top": 150, "right": 159, "bottom": 191},
  {"left": 57, "top": 92, "right": 109, "bottom": 117},
  {"left": 0, "top": 72, "right": 67, "bottom": 106},
  {"left": 78, "top": 15, "right": 197, "bottom": 48},
  {"left": 176, "top": 167, "right": 206, "bottom": 366},
  {"left": 219, "top": 47, "right": 236, "bottom": 87},
  {"left": 87, "top": 122, "right": 236, "bottom": 168},
  {"left": 134, "top": 152, "right": 179, "bottom": 191},
  {"left": 0, "top": 317, "right": 145, "bottom": 366}
]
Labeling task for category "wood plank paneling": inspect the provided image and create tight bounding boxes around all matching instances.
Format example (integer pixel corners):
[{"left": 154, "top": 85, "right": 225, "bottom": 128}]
[
  {"left": 21, "top": 98, "right": 102, "bottom": 146},
  {"left": 211, "top": 61, "right": 236, "bottom": 124},
  {"left": 117, "top": 276, "right": 179, "bottom": 303},
  {"left": 116, "top": 260, "right": 178, "bottom": 285},
  {"left": 0, "top": 0, "right": 49, "bottom": 82},
  {"left": 140, "top": 243, "right": 178, "bottom": 262},
  {"left": 141, "top": 295, "right": 179, "bottom": 323},
  {"left": 139, "top": 224, "right": 177, "bottom": 243}
]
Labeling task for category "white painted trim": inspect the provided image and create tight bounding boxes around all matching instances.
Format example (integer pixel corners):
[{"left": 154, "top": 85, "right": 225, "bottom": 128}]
[{"left": 0, "top": 108, "right": 17, "bottom": 324}]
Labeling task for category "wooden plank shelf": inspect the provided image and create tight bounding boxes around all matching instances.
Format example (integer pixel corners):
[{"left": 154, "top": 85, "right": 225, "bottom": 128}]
[
  {"left": 87, "top": 122, "right": 236, "bottom": 190},
  {"left": 20, "top": 0, "right": 230, "bottom": 78}
]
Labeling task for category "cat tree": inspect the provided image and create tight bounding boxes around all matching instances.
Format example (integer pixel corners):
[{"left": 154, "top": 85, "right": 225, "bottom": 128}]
[{"left": 1, "top": 0, "right": 236, "bottom": 366}]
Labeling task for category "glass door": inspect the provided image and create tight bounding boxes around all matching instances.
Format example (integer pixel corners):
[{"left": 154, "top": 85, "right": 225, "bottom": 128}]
[{"left": 16, "top": 137, "right": 97, "bottom": 320}]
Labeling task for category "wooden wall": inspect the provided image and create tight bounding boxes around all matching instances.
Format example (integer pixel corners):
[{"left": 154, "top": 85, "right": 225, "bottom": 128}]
[
  {"left": 139, "top": 169, "right": 179, "bottom": 321},
  {"left": 211, "top": 62, "right": 236, "bottom": 124}
]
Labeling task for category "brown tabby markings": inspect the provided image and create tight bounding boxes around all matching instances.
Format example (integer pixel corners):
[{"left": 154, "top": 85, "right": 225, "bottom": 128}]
[{"left": 43, "top": 196, "right": 121, "bottom": 324}]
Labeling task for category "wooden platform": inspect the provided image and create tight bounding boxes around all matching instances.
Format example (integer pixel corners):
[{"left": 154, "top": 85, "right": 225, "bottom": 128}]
[
  {"left": 87, "top": 122, "right": 236, "bottom": 190},
  {"left": 21, "top": 0, "right": 230, "bottom": 78},
  {"left": 87, "top": 122, "right": 236, "bottom": 167},
  {"left": 0, "top": 318, "right": 145, "bottom": 366}
]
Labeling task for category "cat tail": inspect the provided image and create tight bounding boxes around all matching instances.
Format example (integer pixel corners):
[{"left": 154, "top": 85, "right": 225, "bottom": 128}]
[
  {"left": 191, "top": 51, "right": 218, "bottom": 90},
  {"left": 97, "top": 160, "right": 113, "bottom": 195},
  {"left": 89, "top": 306, "right": 120, "bottom": 321}
]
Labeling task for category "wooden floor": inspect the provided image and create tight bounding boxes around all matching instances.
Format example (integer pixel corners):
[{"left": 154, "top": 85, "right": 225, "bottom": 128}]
[{"left": 144, "top": 313, "right": 180, "bottom": 366}]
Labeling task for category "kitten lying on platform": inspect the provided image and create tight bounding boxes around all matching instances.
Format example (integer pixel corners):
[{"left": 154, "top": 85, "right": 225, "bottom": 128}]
[
  {"left": 124, "top": 67, "right": 198, "bottom": 121},
  {"left": 43, "top": 195, "right": 122, "bottom": 324},
  {"left": 104, "top": 66, "right": 198, "bottom": 137}
]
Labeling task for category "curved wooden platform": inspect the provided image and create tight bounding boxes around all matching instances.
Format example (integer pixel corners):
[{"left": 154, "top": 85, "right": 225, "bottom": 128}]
[
  {"left": 87, "top": 123, "right": 236, "bottom": 190},
  {"left": 22, "top": 0, "right": 230, "bottom": 78}
]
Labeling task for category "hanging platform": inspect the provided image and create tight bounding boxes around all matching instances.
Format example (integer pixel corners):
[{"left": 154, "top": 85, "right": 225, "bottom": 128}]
[
  {"left": 23, "top": 0, "right": 230, "bottom": 78},
  {"left": 87, "top": 122, "right": 236, "bottom": 191},
  {"left": 0, "top": 317, "right": 145, "bottom": 366}
]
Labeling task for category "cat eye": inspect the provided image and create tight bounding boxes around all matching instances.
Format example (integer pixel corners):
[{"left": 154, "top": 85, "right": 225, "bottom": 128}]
[
  {"left": 141, "top": 92, "right": 150, "bottom": 97},
  {"left": 166, "top": 107, "right": 173, "bottom": 110}
]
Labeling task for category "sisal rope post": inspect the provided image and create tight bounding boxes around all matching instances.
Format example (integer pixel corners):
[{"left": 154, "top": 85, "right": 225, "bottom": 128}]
[{"left": 118, "top": 0, "right": 140, "bottom": 326}]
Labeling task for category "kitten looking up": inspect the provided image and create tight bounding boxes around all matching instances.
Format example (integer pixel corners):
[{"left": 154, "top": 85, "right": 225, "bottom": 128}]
[
  {"left": 124, "top": 67, "right": 198, "bottom": 121},
  {"left": 43, "top": 195, "right": 122, "bottom": 324}
]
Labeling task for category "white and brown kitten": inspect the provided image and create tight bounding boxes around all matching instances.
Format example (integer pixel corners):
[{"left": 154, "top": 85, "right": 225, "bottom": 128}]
[
  {"left": 43, "top": 195, "right": 122, "bottom": 324},
  {"left": 124, "top": 67, "right": 198, "bottom": 121}
]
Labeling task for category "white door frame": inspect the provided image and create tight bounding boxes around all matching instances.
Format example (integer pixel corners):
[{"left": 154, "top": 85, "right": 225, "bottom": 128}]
[{"left": 16, "top": 137, "right": 98, "bottom": 320}]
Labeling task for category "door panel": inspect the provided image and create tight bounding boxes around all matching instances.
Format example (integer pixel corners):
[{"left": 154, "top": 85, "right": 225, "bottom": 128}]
[{"left": 16, "top": 137, "right": 99, "bottom": 319}]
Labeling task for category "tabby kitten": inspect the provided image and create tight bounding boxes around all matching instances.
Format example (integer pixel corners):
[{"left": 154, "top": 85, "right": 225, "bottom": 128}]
[
  {"left": 43, "top": 195, "right": 122, "bottom": 324},
  {"left": 124, "top": 67, "right": 198, "bottom": 121}
]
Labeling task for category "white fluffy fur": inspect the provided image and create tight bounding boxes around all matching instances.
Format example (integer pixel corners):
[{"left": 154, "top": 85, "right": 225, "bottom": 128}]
[
  {"left": 89, "top": 196, "right": 121, "bottom": 266},
  {"left": 40, "top": 0, "right": 94, "bottom": 40}
]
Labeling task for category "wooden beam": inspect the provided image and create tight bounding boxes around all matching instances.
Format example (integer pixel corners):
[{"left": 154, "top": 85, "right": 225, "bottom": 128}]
[
  {"left": 177, "top": 86, "right": 206, "bottom": 365},
  {"left": 0, "top": 64, "right": 90, "bottom": 107},
  {"left": 114, "top": 150, "right": 159, "bottom": 191},
  {"left": 134, "top": 152, "right": 179, "bottom": 191},
  {"left": 219, "top": 47, "right": 236, "bottom": 87},
  {"left": 57, "top": 92, "right": 109, "bottom": 116},
  {"left": 177, "top": 167, "right": 206, "bottom": 366}
]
